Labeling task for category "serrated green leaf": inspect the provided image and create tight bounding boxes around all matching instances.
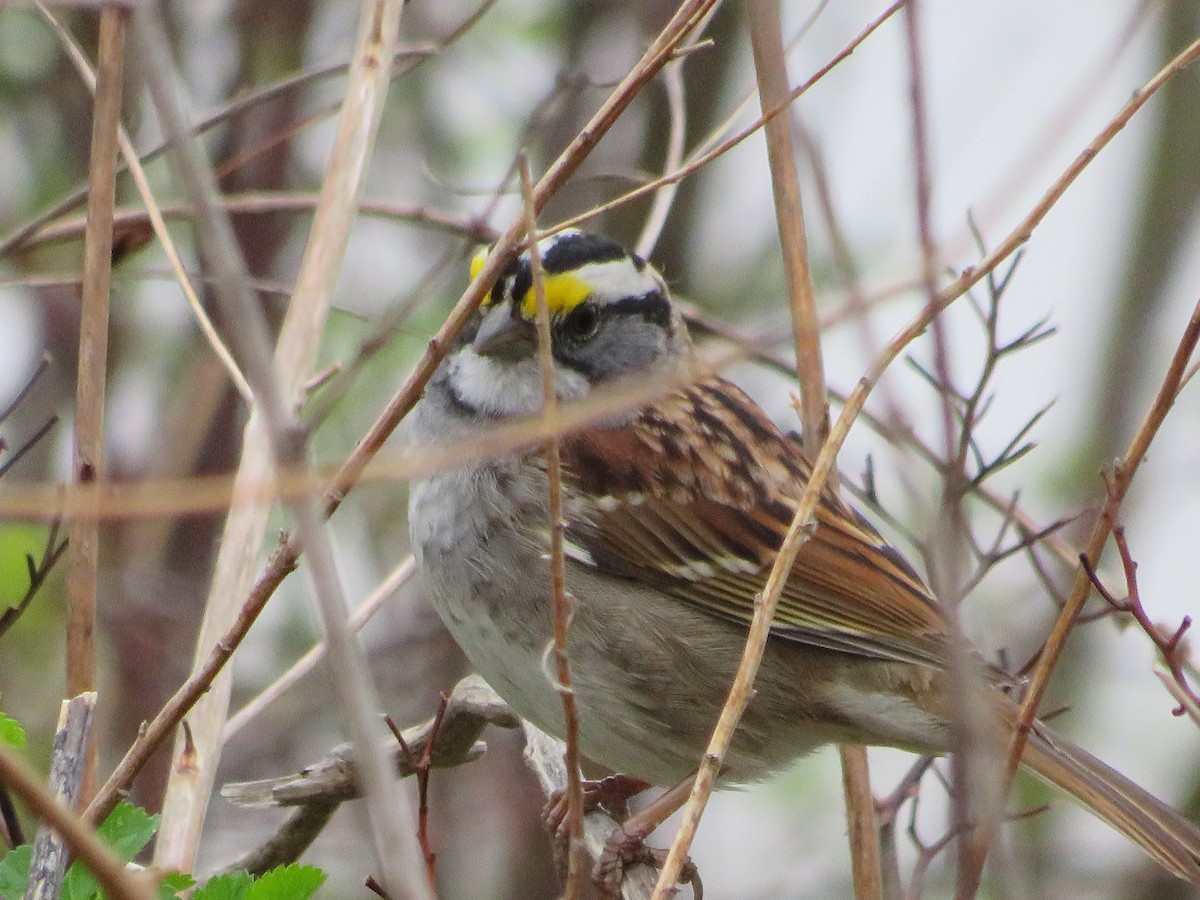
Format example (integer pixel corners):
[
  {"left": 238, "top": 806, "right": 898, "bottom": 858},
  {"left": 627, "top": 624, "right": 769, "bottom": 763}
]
[
  {"left": 61, "top": 862, "right": 101, "bottom": 900},
  {"left": 97, "top": 801, "right": 159, "bottom": 861},
  {"left": 158, "top": 871, "right": 196, "bottom": 899},
  {"left": 0, "top": 845, "right": 32, "bottom": 900},
  {"left": 244, "top": 864, "right": 325, "bottom": 900},
  {"left": 60, "top": 801, "right": 161, "bottom": 900},
  {"left": 0, "top": 710, "right": 25, "bottom": 749},
  {"left": 193, "top": 870, "right": 253, "bottom": 900}
]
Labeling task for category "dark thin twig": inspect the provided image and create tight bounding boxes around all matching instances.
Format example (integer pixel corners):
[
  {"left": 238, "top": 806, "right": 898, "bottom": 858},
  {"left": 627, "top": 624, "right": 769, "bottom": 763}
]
[
  {"left": 0, "top": 521, "right": 68, "bottom": 640},
  {"left": 385, "top": 691, "right": 450, "bottom": 892},
  {"left": 0, "top": 784, "right": 24, "bottom": 847},
  {"left": 0, "top": 416, "right": 59, "bottom": 479},
  {"left": 0, "top": 354, "right": 52, "bottom": 424},
  {"left": 1081, "top": 521, "right": 1199, "bottom": 718}
]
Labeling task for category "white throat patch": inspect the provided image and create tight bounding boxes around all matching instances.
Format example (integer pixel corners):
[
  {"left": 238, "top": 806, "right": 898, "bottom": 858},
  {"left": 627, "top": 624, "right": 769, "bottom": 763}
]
[{"left": 447, "top": 349, "right": 590, "bottom": 416}]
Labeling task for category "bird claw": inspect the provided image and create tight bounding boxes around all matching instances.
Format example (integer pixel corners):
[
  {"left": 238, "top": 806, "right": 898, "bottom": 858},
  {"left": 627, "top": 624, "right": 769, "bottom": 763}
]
[
  {"left": 543, "top": 776, "right": 701, "bottom": 896},
  {"left": 542, "top": 774, "right": 652, "bottom": 845},
  {"left": 595, "top": 825, "right": 702, "bottom": 899}
]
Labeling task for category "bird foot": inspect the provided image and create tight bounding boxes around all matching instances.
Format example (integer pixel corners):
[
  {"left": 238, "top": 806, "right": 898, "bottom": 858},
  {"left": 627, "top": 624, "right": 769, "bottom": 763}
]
[
  {"left": 542, "top": 774, "right": 652, "bottom": 843},
  {"left": 595, "top": 823, "right": 702, "bottom": 899}
]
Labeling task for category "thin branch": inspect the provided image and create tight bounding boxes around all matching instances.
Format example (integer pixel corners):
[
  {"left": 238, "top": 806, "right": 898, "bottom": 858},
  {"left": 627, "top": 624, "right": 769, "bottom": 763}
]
[
  {"left": 0, "top": 522, "right": 66, "bottom": 640},
  {"left": 999, "top": 290, "right": 1200, "bottom": 864},
  {"left": 63, "top": 5, "right": 125, "bottom": 809},
  {"left": 0, "top": 355, "right": 52, "bottom": 424},
  {"left": 223, "top": 557, "right": 416, "bottom": 742},
  {"left": 39, "top": 5, "right": 253, "bottom": 403},
  {"left": 519, "top": 155, "right": 586, "bottom": 898},
  {"left": 634, "top": 53, "right": 687, "bottom": 259},
  {"left": 218, "top": 675, "right": 520, "bottom": 876},
  {"left": 1081, "top": 523, "right": 1200, "bottom": 718},
  {"left": 748, "top": 3, "right": 880, "bottom": 898}
]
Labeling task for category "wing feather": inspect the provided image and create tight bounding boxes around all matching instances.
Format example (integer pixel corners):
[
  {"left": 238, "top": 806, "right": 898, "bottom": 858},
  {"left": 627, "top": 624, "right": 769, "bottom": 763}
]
[{"left": 560, "top": 377, "right": 949, "bottom": 668}]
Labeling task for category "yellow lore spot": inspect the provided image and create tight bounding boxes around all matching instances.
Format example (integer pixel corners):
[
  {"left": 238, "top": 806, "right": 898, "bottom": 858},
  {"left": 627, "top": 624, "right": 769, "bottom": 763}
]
[
  {"left": 470, "top": 245, "right": 594, "bottom": 319},
  {"left": 519, "top": 271, "right": 591, "bottom": 320},
  {"left": 469, "top": 245, "right": 489, "bottom": 283}
]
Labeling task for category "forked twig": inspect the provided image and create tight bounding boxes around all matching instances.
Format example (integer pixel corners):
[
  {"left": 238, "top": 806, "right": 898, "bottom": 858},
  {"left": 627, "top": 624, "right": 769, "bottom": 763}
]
[{"left": 1080, "top": 521, "right": 1199, "bottom": 719}]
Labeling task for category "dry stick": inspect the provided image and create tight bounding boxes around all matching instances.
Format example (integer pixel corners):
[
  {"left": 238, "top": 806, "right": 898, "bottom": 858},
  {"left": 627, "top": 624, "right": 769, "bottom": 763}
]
[
  {"left": 38, "top": 5, "right": 253, "bottom": 404},
  {"left": 223, "top": 556, "right": 416, "bottom": 742},
  {"left": 64, "top": 5, "right": 124, "bottom": 811},
  {"left": 746, "top": 4, "right": 882, "bottom": 900},
  {"left": 1004, "top": 292, "right": 1200, "bottom": 796},
  {"left": 1, "top": 349, "right": 730, "bottom": 526},
  {"left": 519, "top": 156, "right": 586, "bottom": 898},
  {"left": 899, "top": 3, "right": 989, "bottom": 894},
  {"left": 552, "top": 1, "right": 906, "bottom": 240},
  {"left": 26, "top": 194, "right": 493, "bottom": 249},
  {"left": 651, "top": 30, "right": 1200, "bottom": 897},
  {"left": 634, "top": 43, "right": 688, "bottom": 259},
  {"left": 82, "top": 0, "right": 713, "bottom": 840},
  {"left": 136, "top": 5, "right": 426, "bottom": 896},
  {"left": 0, "top": 742, "right": 154, "bottom": 900},
  {"left": 26, "top": 693, "right": 98, "bottom": 900}
]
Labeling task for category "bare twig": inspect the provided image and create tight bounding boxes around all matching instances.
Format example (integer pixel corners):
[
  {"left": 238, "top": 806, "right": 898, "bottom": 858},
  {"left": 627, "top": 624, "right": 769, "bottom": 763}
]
[
  {"left": 1081, "top": 523, "right": 1199, "bottom": 718},
  {"left": 634, "top": 53, "right": 687, "bottom": 259},
  {"left": 0, "top": 742, "right": 154, "bottom": 900},
  {"left": 39, "top": 4, "right": 253, "bottom": 403},
  {"left": 223, "top": 557, "right": 416, "bottom": 742},
  {"left": 22, "top": 193, "right": 494, "bottom": 249},
  {"left": 0, "top": 522, "right": 67, "bottom": 640},
  {"left": 1007, "top": 284, "right": 1200, "bottom": 771},
  {"left": 386, "top": 692, "right": 449, "bottom": 892},
  {"left": 519, "top": 155, "right": 586, "bottom": 898},
  {"left": 218, "top": 675, "right": 520, "bottom": 875},
  {"left": 64, "top": 5, "right": 125, "bottom": 809},
  {"left": 748, "top": 3, "right": 880, "bottom": 897}
]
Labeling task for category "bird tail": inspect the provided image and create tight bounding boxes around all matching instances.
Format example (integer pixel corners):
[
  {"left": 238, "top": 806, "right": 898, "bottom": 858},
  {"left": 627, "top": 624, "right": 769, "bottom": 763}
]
[{"left": 1019, "top": 718, "right": 1200, "bottom": 884}]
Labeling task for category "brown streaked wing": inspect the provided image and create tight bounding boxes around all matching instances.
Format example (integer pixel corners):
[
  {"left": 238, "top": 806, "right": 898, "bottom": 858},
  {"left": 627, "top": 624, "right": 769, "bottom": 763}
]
[{"left": 559, "top": 377, "right": 950, "bottom": 668}]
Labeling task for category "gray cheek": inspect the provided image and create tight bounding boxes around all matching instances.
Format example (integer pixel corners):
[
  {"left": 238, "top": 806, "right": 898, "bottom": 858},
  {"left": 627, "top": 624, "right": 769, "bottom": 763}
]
[{"left": 571, "top": 323, "right": 665, "bottom": 381}]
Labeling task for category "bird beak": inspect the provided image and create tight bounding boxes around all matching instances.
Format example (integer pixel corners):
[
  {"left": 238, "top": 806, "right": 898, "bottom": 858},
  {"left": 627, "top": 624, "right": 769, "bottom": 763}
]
[{"left": 473, "top": 302, "right": 537, "bottom": 359}]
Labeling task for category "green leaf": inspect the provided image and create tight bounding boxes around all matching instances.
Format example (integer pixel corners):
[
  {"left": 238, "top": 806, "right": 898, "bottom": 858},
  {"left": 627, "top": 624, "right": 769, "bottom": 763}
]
[
  {"left": 158, "top": 871, "right": 196, "bottom": 899},
  {"left": 193, "top": 870, "right": 254, "bottom": 900},
  {"left": 61, "top": 801, "right": 161, "bottom": 900},
  {"left": 97, "top": 801, "right": 159, "bottom": 862},
  {"left": 0, "top": 845, "right": 32, "bottom": 900},
  {"left": 244, "top": 864, "right": 325, "bottom": 900},
  {"left": 0, "top": 710, "right": 25, "bottom": 749}
]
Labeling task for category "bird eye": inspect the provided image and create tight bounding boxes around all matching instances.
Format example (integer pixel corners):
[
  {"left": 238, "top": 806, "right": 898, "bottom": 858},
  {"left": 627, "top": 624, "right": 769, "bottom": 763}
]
[{"left": 563, "top": 303, "right": 600, "bottom": 343}]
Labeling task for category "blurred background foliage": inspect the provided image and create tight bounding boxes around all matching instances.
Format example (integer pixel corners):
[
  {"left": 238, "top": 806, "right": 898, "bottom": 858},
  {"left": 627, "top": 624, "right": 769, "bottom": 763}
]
[{"left": 0, "top": 1, "right": 1198, "bottom": 898}]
